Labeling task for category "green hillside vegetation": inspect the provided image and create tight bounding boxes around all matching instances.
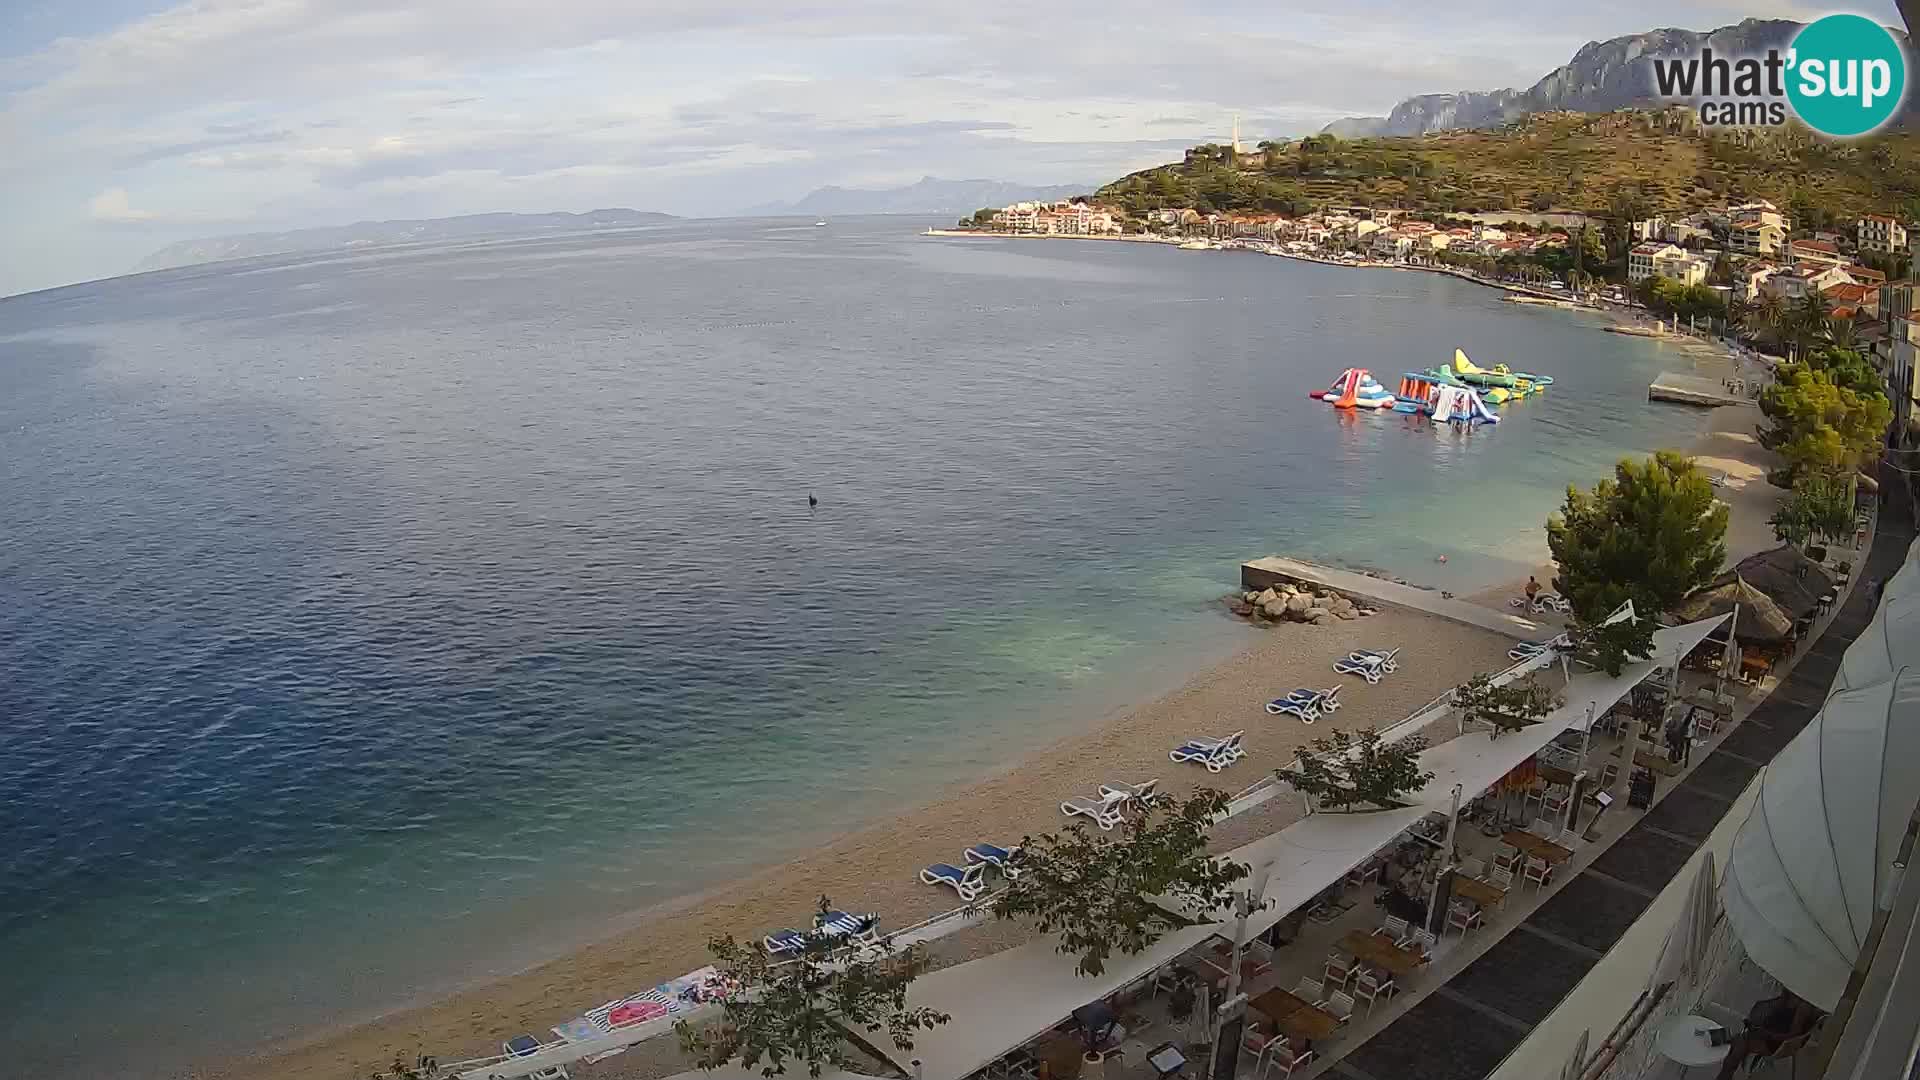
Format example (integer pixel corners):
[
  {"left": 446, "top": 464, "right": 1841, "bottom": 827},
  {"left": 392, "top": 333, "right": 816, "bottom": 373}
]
[{"left": 1095, "top": 111, "right": 1920, "bottom": 226}]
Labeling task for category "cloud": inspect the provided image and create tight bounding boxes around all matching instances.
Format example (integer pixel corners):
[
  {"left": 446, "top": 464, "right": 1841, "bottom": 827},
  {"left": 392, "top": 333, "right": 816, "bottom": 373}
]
[
  {"left": 87, "top": 186, "right": 156, "bottom": 223},
  {"left": 0, "top": 0, "right": 1905, "bottom": 296}
]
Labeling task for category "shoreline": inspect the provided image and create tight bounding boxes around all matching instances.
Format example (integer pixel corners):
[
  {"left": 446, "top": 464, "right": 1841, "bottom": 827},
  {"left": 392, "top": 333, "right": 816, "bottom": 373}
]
[
  {"left": 213, "top": 233, "right": 1772, "bottom": 1080},
  {"left": 224, "top": 609, "right": 1523, "bottom": 1080}
]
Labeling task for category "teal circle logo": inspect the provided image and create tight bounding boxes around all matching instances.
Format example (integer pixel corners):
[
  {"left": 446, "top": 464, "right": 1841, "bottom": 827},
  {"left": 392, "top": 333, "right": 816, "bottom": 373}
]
[{"left": 1786, "top": 14, "right": 1907, "bottom": 137}]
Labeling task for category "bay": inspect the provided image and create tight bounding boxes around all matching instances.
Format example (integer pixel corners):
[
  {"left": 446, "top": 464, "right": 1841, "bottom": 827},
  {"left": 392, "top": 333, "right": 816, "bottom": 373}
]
[{"left": 0, "top": 216, "right": 1703, "bottom": 1077}]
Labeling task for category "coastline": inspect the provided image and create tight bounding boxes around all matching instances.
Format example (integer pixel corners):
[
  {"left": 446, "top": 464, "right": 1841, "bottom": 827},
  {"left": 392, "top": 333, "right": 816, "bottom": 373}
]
[
  {"left": 224, "top": 609, "right": 1522, "bottom": 1080},
  {"left": 213, "top": 238, "right": 1779, "bottom": 1080}
]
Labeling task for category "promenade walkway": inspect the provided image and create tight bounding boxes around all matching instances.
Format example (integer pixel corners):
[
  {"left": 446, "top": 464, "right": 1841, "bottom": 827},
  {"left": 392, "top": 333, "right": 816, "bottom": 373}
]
[{"left": 1241, "top": 556, "right": 1548, "bottom": 640}]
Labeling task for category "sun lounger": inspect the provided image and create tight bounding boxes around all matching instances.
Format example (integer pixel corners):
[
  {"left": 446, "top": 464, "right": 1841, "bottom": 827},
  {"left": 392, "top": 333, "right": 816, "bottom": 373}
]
[
  {"left": 921, "top": 861, "right": 987, "bottom": 901},
  {"left": 1098, "top": 778, "right": 1160, "bottom": 806},
  {"left": 1268, "top": 685, "right": 1339, "bottom": 722},
  {"left": 1508, "top": 640, "right": 1550, "bottom": 661},
  {"left": 1351, "top": 647, "right": 1401, "bottom": 672},
  {"left": 816, "top": 910, "right": 880, "bottom": 946},
  {"left": 1061, "top": 791, "right": 1129, "bottom": 830},
  {"left": 763, "top": 928, "right": 807, "bottom": 954},
  {"left": 1334, "top": 648, "right": 1399, "bottom": 684},
  {"left": 505, "top": 1034, "right": 572, "bottom": 1080},
  {"left": 1170, "top": 731, "right": 1244, "bottom": 771},
  {"left": 964, "top": 842, "right": 1024, "bottom": 879}
]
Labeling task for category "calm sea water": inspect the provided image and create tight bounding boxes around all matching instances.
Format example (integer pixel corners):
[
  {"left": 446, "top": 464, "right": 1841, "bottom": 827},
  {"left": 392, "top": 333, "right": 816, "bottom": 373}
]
[{"left": 0, "top": 218, "right": 1705, "bottom": 1076}]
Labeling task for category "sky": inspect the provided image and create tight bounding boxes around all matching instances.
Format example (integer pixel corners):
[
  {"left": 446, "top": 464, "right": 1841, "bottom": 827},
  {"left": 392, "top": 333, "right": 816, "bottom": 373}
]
[{"left": 0, "top": 0, "right": 1902, "bottom": 297}]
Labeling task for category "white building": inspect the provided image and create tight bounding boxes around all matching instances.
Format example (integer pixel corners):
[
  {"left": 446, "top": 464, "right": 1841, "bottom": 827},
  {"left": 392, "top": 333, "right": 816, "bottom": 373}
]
[
  {"left": 1652, "top": 248, "right": 1710, "bottom": 286},
  {"left": 1628, "top": 242, "right": 1685, "bottom": 283},
  {"left": 1729, "top": 220, "right": 1784, "bottom": 256},
  {"left": 1859, "top": 214, "right": 1908, "bottom": 255}
]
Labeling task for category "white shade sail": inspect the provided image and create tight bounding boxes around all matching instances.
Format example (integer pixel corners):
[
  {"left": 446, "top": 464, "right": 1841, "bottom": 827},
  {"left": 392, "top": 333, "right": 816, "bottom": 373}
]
[
  {"left": 1834, "top": 538, "right": 1920, "bottom": 693},
  {"left": 1720, "top": 669, "right": 1920, "bottom": 1009}
]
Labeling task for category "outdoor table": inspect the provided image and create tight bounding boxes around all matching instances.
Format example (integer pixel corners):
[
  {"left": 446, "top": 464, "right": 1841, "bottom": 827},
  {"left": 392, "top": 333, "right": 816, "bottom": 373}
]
[
  {"left": 1740, "top": 653, "right": 1772, "bottom": 681},
  {"left": 1609, "top": 745, "right": 1681, "bottom": 777},
  {"left": 1452, "top": 876, "right": 1508, "bottom": 909},
  {"left": 1147, "top": 1042, "right": 1186, "bottom": 1079},
  {"left": 1654, "top": 1014, "right": 1731, "bottom": 1077},
  {"left": 1249, "top": 988, "right": 1341, "bottom": 1044},
  {"left": 1337, "top": 929, "right": 1423, "bottom": 977},
  {"left": 1502, "top": 829, "right": 1574, "bottom": 865}
]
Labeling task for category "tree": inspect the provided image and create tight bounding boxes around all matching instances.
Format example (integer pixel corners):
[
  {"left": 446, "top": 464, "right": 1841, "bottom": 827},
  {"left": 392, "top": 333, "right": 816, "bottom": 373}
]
[
  {"left": 991, "top": 791, "right": 1246, "bottom": 977},
  {"left": 677, "top": 899, "right": 949, "bottom": 1078},
  {"left": 1547, "top": 451, "right": 1729, "bottom": 620},
  {"left": 1274, "top": 727, "right": 1434, "bottom": 812},
  {"left": 1804, "top": 345, "right": 1883, "bottom": 396},
  {"left": 1769, "top": 470, "right": 1856, "bottom": 547},
  {"left": 1757, "top": 364, "right": 1892, "bottom": 486},
  {"left": 1564, "top": 614, "right": 1659, "bottom": 677},
  {"left": 1709, "top": 251, "right": 1735, "bottom": 286},
  {"left": 1450, "top": 673, "right": 1554, "bottom": 737},
  {"left": 970, "top": 208, "right": 996, "bottom": 227}
]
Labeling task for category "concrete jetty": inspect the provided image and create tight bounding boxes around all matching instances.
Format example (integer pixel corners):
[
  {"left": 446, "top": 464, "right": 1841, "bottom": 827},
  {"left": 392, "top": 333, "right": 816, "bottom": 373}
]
[
  {"left": 1648, "top": 372, "right": 1745, "bottom": 407},
  {"left": 1241, "top": 555, "right": 1547, "bottom": 639}
]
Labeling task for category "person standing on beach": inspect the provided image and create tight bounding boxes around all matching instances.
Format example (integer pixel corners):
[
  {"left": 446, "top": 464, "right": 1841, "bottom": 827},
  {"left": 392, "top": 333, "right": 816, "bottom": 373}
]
[{"left": 1525, "top": 576, "right": 1541, "bottom": 603}]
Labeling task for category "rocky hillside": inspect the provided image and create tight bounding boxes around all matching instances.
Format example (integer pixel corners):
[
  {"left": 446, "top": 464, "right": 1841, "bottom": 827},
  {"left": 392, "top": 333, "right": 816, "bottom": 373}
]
[{"left": 1327, "top": 18, "right": 1911, "bottom": 137}]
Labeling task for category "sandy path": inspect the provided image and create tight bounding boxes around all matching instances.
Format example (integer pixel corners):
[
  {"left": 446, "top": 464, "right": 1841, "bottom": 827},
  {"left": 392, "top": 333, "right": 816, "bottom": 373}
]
[{"left": 219, "top": 609, "right": 1517, "bottom": 1080}]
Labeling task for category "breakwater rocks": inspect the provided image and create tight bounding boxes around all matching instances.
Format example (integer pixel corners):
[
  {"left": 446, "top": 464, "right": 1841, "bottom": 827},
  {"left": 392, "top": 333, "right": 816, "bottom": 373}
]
[{"left": 1223, "top": 583, "right": 1378, "bottom": 627}]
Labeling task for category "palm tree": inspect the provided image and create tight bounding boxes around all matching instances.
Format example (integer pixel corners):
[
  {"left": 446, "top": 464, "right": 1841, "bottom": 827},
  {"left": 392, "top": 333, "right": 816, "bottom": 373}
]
[
  {"left": 1748, "top": 292, "right": 1786, "bottom": 351},
  {"left": 1792, "top": 291, "right": 1834, "bottom": 357},
  {"left": 1826, "top": 316, "right": 1858, "bottom": 349}
]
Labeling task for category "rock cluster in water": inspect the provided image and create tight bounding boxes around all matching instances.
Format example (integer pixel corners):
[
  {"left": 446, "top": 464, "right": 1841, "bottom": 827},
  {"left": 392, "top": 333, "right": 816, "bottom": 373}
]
[{"left": 1223, "top": 583, "right": 1376, "bottom": 627}]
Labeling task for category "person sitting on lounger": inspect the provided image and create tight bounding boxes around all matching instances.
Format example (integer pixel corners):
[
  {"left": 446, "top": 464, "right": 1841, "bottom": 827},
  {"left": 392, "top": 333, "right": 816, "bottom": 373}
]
[{"left": 1713, "top": 990, "right": 1820, "bottom": 1079}]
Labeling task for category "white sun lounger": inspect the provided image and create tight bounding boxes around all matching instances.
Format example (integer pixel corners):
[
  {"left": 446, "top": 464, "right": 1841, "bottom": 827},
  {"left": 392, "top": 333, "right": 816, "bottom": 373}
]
[
  {"left": 816, "top": 909, "right": 880, "bottom": 946},
  {"left": 1334, "top": 648, "right": 1400, "bottom": 684},
  {"left": 964, "top": 842, "right": 1023, "bottom": 879},
  {"left": 1170, "top": 731, "right": 1244, "bottom": 771},
  {"left": 1098, "top": 778, "right": 1160, "bottom": 806},
  {"left": 1060, "top": 791, "right": 1129, "bottom": 830},
  {"left": 921, "top": 861, "right": 987, "bottom": 901}
]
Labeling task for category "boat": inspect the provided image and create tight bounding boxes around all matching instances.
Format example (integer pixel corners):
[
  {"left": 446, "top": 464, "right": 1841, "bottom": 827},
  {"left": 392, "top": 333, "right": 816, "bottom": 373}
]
[
  {"left": 1177, "top": 239, "right": 1216, "bottom": 251},
  {"left": 814, "top": 220, "right": 828, "bottom": 227}
]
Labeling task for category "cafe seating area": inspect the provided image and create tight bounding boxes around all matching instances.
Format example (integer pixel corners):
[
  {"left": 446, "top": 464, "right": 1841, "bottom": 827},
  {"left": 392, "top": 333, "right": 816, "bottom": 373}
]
[{"left": 958, "top": 653, "right": 1762, "bottom": 1080}]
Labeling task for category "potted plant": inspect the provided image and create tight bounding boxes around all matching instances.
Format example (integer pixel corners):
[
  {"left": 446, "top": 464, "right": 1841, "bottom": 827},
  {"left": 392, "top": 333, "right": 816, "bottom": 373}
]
[{"left": 1167, "top": 980, "right": 1196, "bottom": 1026}]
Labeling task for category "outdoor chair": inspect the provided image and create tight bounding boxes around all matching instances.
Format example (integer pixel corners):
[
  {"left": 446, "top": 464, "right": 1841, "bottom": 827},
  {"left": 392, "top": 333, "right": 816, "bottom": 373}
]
[
  {"left": 1748, "top": 1031, "right": 1813, "bottom": 1076},
  {"left": 1270, "top": 1045, "right": 1314, "bottom": 1078},
  {"left": 817, "top": 909, "right": 880, "bottom": 947},
  {"left": 1492, "top": 845, "right": 1521, "bottom": 873},
  {"left": 1523, "top": 855, "right": 1553, "bottom": 891},
  {"left": 1407, "top": 928, "right": 1439, "bottom": 956},
  {"left": 1353, "top": 970, "right": 1397, "bottom": 1013},
  {"left": 1530, "top": 817, "right": 1560, "bottom": 838},
  {"left": 964, "top": 842, "right": 1024, "bottom": 880},
  {"left": 1375, "top": 915, "right": 1410, "bottom": 943},
  {"left": 1060, "top": 792, "right": 1128, "bottom": 830},
  {"left": 1459, "top": 857, "right": 1485, "bottom": 880},
  {"left": 1522, "top": 784, "right": 1546, "bottom": 816},
  {"left": 1241, "top": 1023, "right": 1281, "bottom": 1079},
  {"left": 1323, "top": 991, "right": 1355, "bottom": 1027},
  {"left": 1542, "top": 785, "right": 1571, "bottom": 817},
  {"left": 1294, "top": 976, "right": 1325, "bottom": 1007},
  {"left": 1323, "top": 953, "right": 1355, "bottom": 993},
  {"left": 920, "top": 862, "right": 987, "bottom": 901},
  {"left": 1447, "top": 901, "right": 1483, "bottom": 936},
  {"left": 1488, "top": 865, "right": 1515, "bottom": 890}
]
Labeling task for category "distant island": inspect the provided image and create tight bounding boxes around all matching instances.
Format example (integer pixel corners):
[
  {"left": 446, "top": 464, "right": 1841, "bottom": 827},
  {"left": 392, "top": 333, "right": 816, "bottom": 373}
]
[
  {"left": 134, "top": 208, "right": 680, "bottom": 273},
  {"left": 744, "top": 177, "right": 1092, "bottom": 218}
]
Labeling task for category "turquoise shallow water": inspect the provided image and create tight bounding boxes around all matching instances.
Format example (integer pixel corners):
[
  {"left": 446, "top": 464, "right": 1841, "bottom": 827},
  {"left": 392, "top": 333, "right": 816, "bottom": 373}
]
[{"left": 0, "top": 218, "right": 1706, "bottom": 1076}]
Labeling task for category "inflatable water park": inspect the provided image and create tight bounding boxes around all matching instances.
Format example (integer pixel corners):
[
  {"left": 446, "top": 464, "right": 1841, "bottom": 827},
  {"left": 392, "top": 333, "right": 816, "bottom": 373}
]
[
  {"left": 1310, "top": 350, "right": 1555, "bottom": 426},
  {"left": 1309, "top": 368, "right": 1397, "bottom": 409}
]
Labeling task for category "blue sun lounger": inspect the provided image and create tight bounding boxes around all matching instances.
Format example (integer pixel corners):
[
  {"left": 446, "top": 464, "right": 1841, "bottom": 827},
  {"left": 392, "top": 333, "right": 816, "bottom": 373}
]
[
  {"left": 964, "top": 842, "right": 1024, "bottom": 879},
  {"left": 763, "top": 928, "right": 808, "bottom": 954},
  {"left": 1170, "top": 731, "right": 1244, "bottom": 772},
  {"left": 816, "top": 910, "right": 879, "bottom": 946},
  {"left": 1267, "top": 685, "right": 1339, "bottom": 722},
  {"left": 921, "top": 861, "right": 987, "bottom": 901}
]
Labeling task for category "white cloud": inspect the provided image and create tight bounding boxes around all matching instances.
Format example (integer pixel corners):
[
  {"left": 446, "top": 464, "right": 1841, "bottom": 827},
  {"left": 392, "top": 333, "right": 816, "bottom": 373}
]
[
  {"left": 0, "top": 0, "right": 1905, "bottom": 296},
  {"left": 87, "top": 187, "right": 157, "bottom": 223}
]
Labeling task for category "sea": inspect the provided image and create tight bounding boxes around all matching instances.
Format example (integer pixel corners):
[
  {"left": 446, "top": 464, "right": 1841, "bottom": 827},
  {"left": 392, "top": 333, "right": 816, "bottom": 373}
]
[{"left": 0, "top": 217, "right": 1709, "bottom": 1077}]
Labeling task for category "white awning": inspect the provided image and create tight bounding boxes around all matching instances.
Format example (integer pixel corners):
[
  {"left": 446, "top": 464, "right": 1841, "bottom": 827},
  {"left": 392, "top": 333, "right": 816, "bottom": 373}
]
[
  {"left": 1720, "top": 669, "right": 1920, "bottom": 1009},
  {"left": 1834, "top": 537, "right": 1920, "bottom": 692}
]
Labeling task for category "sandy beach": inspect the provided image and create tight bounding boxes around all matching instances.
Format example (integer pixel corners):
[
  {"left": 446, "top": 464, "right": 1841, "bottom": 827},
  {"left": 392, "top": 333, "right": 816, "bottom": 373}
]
[{"left": 220, "top": 606, "right": 1518, "bottom": 1080}]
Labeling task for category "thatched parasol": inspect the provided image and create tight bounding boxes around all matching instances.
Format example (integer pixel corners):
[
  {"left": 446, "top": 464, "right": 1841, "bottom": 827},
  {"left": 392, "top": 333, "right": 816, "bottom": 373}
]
[
  {"left": 1721, "top": 544, "right": 1836, "bottom": 620},
  {"left": 1674, "top": 576, "right": 1795, "bottom": 643}
]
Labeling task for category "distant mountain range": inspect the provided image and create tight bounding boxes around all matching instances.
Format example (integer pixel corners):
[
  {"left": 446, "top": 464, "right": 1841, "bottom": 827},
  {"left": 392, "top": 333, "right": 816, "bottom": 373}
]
[
  {"left": 134, "top": 208, "right": 679, "bottom": 272},
  {"left": 1324, "top": 18, "right": 1914, "bottom": 138},
  {"left": 744, "top": 177, "right": 1093, "bottom": 218}
]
